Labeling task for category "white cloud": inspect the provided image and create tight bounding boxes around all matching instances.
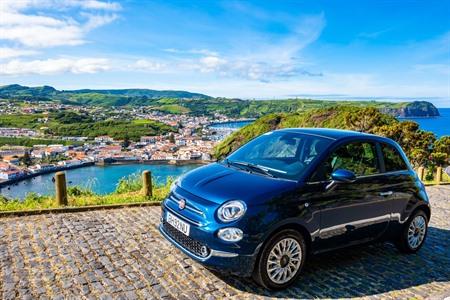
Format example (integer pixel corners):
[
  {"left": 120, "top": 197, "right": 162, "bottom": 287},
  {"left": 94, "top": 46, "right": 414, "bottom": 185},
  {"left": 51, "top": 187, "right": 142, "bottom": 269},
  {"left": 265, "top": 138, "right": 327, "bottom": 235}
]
[
  {"left": 68, "top": 0, "right": 121, "bottom": 11},
  {"left": 198, "top": 55, "right": 227, "bottom": 72},
  {"left": 0, "top": 58, "right": 110, "bottom": 75},
  {"left": 132, "top": 59, "right": 167, "bottom": 72},
  {"left": 0, "top": 47, "right": 39, "bottom": 59},
  {"left": 0, "top": 0, "right": 121, "bottom": 12},
  {"left": 155, "top": 14, "right": 327, "bottom": 82},
  {"left": 0, "top": 0, "right": 120, "bottom": 48},
  {"left": 178, "top": 14, "right": 327, "bottom": 81}
]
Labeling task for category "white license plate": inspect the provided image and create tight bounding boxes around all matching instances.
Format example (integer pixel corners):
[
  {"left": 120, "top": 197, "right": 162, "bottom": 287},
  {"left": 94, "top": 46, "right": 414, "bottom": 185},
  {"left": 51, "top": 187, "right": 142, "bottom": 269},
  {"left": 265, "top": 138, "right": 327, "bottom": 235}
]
[{"left": 166, "top": 211, "right": 190, "bottom": 236}]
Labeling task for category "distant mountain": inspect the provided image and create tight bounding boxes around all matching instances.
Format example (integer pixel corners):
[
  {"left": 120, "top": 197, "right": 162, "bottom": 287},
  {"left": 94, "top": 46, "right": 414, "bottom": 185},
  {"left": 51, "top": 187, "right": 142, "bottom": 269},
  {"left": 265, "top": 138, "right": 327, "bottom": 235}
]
[
  {"left": 0, "top": 84, "right": 211, "bottom": 101},
  {"left": 67, "top": 88, "right": 211, "bottom": 99},
  {"left": 0, "top": 84, "right": 57, "bottom": 98},
  {"left": 0, "top": 84, "right": 440, "bottom": 118}
]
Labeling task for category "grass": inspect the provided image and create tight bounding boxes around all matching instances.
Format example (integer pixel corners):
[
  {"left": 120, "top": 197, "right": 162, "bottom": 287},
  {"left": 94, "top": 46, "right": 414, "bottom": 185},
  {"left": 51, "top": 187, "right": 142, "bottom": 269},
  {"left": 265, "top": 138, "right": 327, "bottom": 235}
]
[
  {"left": 0, "top": 173, "right": 172, "bottom": 212},
  {"left": 423, "top": 171, "right": 450, "bottom": 185},
  {"left": 154, "top": 104, "right": 191, "bottom": 114}
]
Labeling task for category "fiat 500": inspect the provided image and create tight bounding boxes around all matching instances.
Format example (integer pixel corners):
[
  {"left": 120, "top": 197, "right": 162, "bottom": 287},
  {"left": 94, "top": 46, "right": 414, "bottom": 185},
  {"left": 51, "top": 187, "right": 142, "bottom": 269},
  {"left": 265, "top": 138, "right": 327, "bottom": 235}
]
[{"left": 159, "top": 128, "right": 430, "bottom": 289}]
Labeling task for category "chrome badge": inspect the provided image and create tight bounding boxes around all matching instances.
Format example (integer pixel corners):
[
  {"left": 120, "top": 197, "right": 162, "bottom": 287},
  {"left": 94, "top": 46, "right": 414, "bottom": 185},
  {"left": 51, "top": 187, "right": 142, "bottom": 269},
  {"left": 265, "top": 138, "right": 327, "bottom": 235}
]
[{"left": 179, "top": 199, "right": 186, "bottom": 210}]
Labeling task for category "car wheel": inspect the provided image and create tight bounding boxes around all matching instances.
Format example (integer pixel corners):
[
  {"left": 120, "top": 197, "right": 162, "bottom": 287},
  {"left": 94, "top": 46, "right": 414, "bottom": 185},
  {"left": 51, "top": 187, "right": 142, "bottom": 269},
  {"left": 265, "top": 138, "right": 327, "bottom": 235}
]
[
  {"left": 253, "top": 229, "right": 306, "bottom": 290},
  {"left": 395, "top": 210, "right": 428, "bottom": 253}
]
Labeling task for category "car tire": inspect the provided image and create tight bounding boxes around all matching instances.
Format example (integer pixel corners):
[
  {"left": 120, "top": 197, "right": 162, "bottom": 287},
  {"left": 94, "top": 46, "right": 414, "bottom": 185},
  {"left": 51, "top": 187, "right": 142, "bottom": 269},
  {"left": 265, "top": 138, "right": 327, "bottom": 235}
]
[
  {"left": 253, "top": 229, "right": 306, "bottom": 290},
  {"left": 395, "top": 210, "right": 428, "bottom": 253}
]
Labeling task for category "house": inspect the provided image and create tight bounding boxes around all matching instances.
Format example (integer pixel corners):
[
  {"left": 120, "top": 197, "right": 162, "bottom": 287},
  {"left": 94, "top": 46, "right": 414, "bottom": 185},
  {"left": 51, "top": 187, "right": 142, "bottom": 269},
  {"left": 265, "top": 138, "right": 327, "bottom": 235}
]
[
  {"left": 2, "top": 156, "right": 21, "bottom": 165},
  {"left": 57, "top": 160, "right": 83, "bottom": 167},
  {"left": 140, "top": 136, "right": 156, "bottom": 144},
  {"left": 0, "top": 147, "right": 28, "bottom": 157},
  {"left": 28, "top": 164, "right": 57, "bottom": 173},
  {"left": 95, "top": 136, "right": 114, "bottom": 143},
  {"left": 45, "top": 145, "right": 67, "bottom": 157},
  {"left": 0, "top": 169, "right": 26, "bottom": 180}
]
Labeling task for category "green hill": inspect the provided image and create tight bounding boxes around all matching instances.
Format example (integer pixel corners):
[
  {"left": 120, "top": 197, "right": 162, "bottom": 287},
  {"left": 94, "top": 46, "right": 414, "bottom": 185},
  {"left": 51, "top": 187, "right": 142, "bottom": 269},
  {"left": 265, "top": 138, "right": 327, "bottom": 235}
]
[
  {"left": 0, "top": 84, "right": 440, "bottom": 118},
  {"left": 0, "top": 111, "right": 174, "bottom": 141},
  {"left": 0, "top": 84, "right": 211, "bottom": 105},
  {"left": 214, "top": 106, "right": 446, "bottom": 168}
]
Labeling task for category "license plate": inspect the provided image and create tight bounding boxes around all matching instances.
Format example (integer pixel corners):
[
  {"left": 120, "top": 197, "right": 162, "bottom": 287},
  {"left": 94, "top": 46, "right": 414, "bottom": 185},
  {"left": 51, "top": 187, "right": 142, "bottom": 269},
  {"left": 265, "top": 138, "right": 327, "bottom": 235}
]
[{"left": 166, "top": 211, "right": 190, "bottom": 236}]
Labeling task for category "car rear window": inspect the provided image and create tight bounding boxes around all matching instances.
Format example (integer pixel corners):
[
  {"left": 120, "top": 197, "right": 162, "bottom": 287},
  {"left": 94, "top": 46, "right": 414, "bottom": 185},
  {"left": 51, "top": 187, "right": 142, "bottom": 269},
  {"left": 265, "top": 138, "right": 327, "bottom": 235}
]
[{"left": 381, "top": 143, "right": 408, "bottom": 172}]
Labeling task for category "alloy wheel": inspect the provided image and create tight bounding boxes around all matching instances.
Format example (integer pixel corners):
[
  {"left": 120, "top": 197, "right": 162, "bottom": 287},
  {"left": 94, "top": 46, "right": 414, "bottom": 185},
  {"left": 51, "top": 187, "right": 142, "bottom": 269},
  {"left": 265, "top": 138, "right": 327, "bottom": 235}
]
[
  {"left": 407, "top": 215, "right": 427, "bottom": 249},
  {"left": 266, "top": 238, "right": 302, "bottom": 284}
]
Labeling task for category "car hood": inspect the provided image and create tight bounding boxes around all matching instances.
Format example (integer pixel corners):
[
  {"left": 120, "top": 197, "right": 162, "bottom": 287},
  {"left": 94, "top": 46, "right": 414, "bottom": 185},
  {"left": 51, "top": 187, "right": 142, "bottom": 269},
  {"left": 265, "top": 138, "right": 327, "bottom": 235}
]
[{"left": 178, "top": 162, "right": 298, "bottom": 205}]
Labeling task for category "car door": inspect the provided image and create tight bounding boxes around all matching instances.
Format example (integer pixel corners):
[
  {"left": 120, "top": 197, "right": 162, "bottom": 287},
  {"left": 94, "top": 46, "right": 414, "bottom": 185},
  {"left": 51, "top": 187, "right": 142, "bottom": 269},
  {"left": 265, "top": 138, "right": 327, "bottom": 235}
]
[
  {"left": 377, "top": 142, "right": 417, "bottom": 228},
  {"left": 309, "top": 140, "right": 392, "bottom": 252}
]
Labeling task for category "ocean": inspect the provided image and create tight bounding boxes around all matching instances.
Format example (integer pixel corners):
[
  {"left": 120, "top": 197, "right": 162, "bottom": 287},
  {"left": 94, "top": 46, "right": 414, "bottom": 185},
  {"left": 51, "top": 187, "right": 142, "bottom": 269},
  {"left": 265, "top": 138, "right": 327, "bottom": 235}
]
[{"left": 401, "top": 107, "right": 450, "bottom": 137}]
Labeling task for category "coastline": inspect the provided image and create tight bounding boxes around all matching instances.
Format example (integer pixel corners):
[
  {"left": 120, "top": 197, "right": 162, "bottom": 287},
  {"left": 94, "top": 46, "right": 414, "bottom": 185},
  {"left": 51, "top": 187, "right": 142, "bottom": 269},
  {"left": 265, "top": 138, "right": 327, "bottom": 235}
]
[
  {"left": 208, "top": 119, "right": 256, "bottom": 127},
  {"left": 0, "top": 161, "right": 95, "bottom": 188},
  {"left": 0, "top": 159, "right": 212, "bottom": 189},
  {"left": 96, "top": 159, "right": 213, "bottom": 166}
]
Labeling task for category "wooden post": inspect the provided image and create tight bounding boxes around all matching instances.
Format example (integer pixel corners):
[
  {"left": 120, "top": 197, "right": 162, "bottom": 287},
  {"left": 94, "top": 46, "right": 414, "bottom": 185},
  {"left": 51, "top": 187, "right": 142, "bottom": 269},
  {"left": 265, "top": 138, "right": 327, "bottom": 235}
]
[
  {"left": 417, "top": 167, "right": 424, "bottom": 181},
  {"left": 55, "top": 171, "right": 68, "bottom": 206},
  {"left": 436, "top": 166, "right": 442, "bottom": 185},
  {"left": 143, "top": 170, "right": 152, "bottom": 197}
]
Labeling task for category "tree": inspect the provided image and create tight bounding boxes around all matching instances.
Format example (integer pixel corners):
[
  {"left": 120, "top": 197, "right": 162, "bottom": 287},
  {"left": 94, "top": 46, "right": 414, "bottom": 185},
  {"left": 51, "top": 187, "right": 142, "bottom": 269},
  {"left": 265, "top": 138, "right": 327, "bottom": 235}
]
[
  {"left": 122, "top": 135, "right": 130, "bottom": 149},
  {"left": 20, "top": 151, "right": 32, "bottom": 167},
  {"left": 344, "top": 107, "right": 395, "bottom": 133},
  {"left": 168, "top": 133, "right": 176, "bottom": 144},
  {"left": 373, "top": 121, "right": 436, "bottom": 168},
  {"left": 431, "top": 136, "right": 450, "bottom": 166}
]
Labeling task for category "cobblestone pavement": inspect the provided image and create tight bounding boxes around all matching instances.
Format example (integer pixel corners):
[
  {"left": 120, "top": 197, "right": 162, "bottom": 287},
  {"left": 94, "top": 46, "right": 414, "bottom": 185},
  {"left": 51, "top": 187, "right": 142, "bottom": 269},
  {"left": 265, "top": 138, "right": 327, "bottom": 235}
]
[{"left": 1, "top": 186, "right": 449, "bottom": 300}]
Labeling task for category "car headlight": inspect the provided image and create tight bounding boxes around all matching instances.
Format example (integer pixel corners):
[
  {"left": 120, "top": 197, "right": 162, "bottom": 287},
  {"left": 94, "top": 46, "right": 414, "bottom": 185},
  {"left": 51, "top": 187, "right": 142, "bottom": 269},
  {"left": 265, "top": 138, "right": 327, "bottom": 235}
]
[
  {"left": 218, "top": 228, "right": 243, "bottom": 242},
  {"left": 217, "top": 200, "right": 246, "bottom": 222}
]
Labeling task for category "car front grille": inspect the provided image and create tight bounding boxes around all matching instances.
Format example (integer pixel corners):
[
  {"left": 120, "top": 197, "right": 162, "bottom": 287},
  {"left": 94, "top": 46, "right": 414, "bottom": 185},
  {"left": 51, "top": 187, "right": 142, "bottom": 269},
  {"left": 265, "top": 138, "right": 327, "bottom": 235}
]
[{"left": 162, "top": 220, "right": 210, "bottom": 258}]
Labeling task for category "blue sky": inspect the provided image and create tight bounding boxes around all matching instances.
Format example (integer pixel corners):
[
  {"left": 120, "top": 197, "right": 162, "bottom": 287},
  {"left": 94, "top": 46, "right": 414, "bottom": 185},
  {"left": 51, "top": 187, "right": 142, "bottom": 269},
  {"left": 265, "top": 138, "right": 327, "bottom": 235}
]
[{"left": 0, "top": 0, "right": 449, "bottom": 106}]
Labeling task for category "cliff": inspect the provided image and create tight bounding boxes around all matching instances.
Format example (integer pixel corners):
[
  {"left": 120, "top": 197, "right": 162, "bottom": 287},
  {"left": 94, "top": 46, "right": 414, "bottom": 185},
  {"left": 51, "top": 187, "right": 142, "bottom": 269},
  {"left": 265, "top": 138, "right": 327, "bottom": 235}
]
[{"left": 381, "top": 101, "right": 440, "bottom": 117}]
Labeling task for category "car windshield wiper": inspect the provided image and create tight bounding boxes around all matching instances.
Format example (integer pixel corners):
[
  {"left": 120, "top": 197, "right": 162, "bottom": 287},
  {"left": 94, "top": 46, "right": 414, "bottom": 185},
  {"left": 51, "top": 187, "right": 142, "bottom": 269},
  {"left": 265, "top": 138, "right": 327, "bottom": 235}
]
[{"left": 225, "top": 159, "right": 275, "bottom": 178}]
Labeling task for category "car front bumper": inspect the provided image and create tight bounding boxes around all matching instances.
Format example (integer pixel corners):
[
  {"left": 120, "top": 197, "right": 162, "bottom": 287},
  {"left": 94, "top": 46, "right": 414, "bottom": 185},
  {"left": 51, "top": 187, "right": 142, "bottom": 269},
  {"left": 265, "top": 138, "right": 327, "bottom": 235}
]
[{"left": 159, "top": 222, "right": 257, "bottom": 277}]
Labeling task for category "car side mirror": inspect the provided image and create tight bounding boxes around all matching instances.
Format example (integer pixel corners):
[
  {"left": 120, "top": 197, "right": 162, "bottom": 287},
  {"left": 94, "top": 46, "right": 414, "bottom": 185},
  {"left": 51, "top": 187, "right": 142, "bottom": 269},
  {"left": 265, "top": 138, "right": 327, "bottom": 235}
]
[
  {"left": 326, "top": 169, "right": 356, "bottom": 190},
  {"left": 331, "top": 169, "right": 356, "bottom": 183}
]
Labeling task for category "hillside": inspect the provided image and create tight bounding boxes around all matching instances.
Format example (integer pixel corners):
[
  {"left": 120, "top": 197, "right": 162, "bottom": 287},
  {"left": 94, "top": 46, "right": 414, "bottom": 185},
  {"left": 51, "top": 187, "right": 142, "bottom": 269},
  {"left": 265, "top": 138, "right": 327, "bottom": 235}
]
[
  {"left": 213, "top": 106, "right": 447, "bottom": 168},
  {"left": 0, "top": 84, "right": 211, "bottom": 104},
  {"left": 0, "top": 84, "right": 440, "bottom": 118},
  {"left": 0, "top": 112, "right": 174, "bottom": 141}
]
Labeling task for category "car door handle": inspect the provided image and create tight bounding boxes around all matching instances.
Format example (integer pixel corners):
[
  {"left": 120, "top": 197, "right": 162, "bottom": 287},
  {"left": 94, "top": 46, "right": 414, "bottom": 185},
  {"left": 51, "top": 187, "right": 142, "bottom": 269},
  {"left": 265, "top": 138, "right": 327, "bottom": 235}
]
[{"left": 379, "top": 191, "right": 393, "bottom": 197}]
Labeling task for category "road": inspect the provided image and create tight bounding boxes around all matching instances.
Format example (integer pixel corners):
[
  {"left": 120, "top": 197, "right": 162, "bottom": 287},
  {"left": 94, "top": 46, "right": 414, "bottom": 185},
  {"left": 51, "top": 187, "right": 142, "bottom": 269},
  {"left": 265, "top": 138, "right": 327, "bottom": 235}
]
[{"left": 1, "top": 186, "right": 449, "bottom": 299}]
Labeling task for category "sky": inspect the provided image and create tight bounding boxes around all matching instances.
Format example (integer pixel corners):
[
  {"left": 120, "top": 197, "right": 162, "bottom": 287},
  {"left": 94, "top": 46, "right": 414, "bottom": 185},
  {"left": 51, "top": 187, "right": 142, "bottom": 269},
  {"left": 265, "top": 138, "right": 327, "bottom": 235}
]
[{"left": 0, "top": 0, "right": 449, "bottom": 106}]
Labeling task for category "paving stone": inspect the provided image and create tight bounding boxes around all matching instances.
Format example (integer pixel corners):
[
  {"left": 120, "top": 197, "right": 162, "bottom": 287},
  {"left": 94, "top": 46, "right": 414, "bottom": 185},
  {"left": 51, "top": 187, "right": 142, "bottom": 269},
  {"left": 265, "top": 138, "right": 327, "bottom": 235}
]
[{"left": 0, "top": 186, "right": 449, "bottom": 299}]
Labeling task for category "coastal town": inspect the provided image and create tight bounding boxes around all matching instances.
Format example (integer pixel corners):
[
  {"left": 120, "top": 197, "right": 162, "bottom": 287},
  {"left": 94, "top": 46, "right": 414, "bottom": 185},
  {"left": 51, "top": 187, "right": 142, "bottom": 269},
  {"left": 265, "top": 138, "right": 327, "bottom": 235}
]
[{"left": 0, "top": 100, "right": 250, "bottom": 184}]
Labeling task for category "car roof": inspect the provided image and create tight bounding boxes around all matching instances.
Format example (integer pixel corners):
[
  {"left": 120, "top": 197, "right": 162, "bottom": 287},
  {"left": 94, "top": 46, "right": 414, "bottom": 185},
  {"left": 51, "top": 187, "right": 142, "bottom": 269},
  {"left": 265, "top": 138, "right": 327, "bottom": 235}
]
[{"left": 276, "top": 128, "right": 387, "bottom": 141}]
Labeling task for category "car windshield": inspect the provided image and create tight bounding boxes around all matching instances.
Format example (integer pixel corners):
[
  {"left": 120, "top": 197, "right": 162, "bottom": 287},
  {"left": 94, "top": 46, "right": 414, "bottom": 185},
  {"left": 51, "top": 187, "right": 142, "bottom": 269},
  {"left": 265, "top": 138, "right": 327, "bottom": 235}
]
[{"left": 225, "top": 131, "right": 333, "bottom": 180}]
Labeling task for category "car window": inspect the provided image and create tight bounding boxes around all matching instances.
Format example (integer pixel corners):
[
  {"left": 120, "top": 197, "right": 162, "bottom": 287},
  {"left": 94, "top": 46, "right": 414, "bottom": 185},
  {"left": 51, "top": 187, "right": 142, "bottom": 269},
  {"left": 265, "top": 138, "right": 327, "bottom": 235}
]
[
  {"left": 226, "top": 132, "right": 333, "bottom": 180},
  {"left": 249, "top": 135, "right": 300, "bottom": 159},
  {"left": 316, "top": 141, "right": 380, "bottom": 180},
  {"left": 382, "top": 143, "right": 408, "bottom": 172}
]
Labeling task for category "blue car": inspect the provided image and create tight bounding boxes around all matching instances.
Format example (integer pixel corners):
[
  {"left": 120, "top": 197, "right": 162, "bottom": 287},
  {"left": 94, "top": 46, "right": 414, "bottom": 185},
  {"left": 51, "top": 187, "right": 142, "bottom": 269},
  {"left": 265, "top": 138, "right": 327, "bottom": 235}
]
[{"left": 159, "top": 128, "right": 430, "bottom": 289}]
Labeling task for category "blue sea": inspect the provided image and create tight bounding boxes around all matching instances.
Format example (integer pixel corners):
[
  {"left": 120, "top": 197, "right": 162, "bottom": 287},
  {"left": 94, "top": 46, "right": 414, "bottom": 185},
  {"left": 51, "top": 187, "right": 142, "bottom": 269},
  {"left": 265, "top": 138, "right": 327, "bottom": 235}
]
[
  {"left": 1, "top": 164, "right": 200, "bottom": 200},
  {"left": 401, "top": 107, "right": 450, "bottom": 137}
]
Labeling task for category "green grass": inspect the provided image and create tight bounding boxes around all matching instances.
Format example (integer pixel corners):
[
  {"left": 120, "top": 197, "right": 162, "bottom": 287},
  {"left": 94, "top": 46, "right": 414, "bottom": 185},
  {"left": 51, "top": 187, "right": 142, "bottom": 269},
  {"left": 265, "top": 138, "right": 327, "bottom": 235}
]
[
  {"left": 0, "top": 173, "right": 172, "bottom": 212},
  {"left": 132, "top": 119, "right": 153, "bottom": 125},
  {"left": 0, "top": 114, "right": 44, "bottom": 128},
  {"left": 0, "top": 113, "right": 174, "bottom": 142},
  {"left": 153, "top": 104, "right": 191, "bottom": 114},
  {"left": 423, "top": 171, "right": 450, "bottom": 185}
]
